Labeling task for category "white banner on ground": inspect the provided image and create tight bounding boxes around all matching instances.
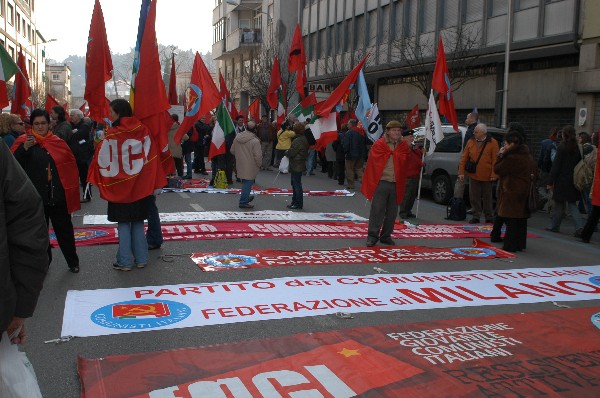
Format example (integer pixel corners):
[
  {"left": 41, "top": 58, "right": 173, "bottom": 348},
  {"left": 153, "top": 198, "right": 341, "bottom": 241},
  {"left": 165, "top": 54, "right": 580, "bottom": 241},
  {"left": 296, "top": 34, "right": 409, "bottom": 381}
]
[
  {"left": 62, "top": 266, "right": 600, "bottom": 337},
  {"left": 83, "top": 211, "right": 367, "bottom": 225}
]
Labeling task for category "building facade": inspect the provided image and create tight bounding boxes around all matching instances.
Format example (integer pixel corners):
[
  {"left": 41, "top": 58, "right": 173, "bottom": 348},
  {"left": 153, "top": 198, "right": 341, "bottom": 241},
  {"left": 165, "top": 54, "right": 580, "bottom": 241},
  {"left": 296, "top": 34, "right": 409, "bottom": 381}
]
[
  {"left": 0, "top": 0, "right": 46, "bottom": 106},
  {"left": 45, "top": 63, "right": 71, "bottom": 106},
  {"left": 300, "top": 0, "right": 588, "bottom": 153},
  {"left": 212, "top": 0, "right": 299, "bottom": 112}
]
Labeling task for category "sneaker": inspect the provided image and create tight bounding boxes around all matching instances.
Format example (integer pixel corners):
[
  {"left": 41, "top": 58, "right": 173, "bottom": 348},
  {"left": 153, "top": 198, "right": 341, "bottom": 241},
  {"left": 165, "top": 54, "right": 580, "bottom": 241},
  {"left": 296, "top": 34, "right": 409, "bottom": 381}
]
[
  {"left": 136, "top": 263, "right": 147, "bottom": 269},
  {"left": 239, "top": 203, "right": 254, "bottom": 209},
  {"left": 113, "top": 263, "right": 133, "bottom": 271},
  {"left": 287, "top": 204, "right": 302, "bottom": 210}
]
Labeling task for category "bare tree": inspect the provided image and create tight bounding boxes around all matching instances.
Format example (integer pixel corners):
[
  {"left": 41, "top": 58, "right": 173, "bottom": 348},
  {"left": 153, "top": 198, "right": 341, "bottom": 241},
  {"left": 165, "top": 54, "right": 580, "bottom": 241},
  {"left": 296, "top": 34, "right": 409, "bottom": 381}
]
[{"left": 390, "top": 24, "right": 483, "bottom": 99}]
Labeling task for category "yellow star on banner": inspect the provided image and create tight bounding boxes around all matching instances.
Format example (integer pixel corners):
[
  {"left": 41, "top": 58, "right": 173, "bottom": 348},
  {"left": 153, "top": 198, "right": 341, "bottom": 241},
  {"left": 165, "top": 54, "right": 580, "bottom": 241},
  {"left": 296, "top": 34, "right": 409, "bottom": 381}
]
[{"left": 338, "top": 348, "right": 361, "bottom": 358}]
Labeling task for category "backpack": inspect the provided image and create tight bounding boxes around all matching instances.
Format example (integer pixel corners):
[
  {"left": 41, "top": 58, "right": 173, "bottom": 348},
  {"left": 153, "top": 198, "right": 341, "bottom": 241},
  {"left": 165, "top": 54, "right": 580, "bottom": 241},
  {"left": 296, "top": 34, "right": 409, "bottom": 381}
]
[
  {"left": 446, "top": 197, "right": 467, "bottom": 221},
  {"left": 573, "top": 145, "right": 595, "bottom": 191},
  {"left": 214, "top": 169, "right": 228, "bottom": 189}
]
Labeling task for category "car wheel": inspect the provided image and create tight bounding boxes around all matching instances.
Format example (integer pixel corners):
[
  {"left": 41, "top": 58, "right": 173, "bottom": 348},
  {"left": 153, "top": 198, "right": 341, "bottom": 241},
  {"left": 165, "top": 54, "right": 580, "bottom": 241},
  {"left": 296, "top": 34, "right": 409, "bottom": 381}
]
[{"left": 432, "top": 174, "right": 452, "bottom": 205}]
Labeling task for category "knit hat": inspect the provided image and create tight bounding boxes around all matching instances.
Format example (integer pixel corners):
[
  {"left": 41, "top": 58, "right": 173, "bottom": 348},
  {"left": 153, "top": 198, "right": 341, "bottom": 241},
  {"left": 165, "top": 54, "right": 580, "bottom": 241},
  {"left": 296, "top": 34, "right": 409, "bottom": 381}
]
[{"left": 386, "top": 120, "right": 402, "bottom": 129}]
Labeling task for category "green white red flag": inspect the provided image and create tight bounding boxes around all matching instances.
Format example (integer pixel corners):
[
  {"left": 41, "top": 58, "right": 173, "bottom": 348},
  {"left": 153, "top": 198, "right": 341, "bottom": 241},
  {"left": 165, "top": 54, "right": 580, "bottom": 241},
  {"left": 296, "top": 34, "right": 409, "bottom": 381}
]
[
  {"left": 0, "top": 44, "right": 18, "bottom": 109},
  {"left": 208, "top": 102, "right": 235, "bottom": 160}
]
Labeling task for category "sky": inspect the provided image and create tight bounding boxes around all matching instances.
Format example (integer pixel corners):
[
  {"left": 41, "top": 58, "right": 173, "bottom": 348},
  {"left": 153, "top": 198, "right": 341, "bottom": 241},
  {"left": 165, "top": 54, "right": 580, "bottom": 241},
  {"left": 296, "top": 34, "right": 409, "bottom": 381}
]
[{"left": 35, "top": 0, "right": 214, "bottom": 62}]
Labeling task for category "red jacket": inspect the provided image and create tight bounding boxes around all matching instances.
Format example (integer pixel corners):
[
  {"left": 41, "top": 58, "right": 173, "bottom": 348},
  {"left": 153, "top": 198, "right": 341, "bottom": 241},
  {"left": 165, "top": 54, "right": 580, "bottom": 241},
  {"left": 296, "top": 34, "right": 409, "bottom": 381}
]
[
  {"left": 361, "top": 135, "right": 409, "bottom": 204},
  {"left": 405, "top": 146, "right": 424, "bottom": 179}
]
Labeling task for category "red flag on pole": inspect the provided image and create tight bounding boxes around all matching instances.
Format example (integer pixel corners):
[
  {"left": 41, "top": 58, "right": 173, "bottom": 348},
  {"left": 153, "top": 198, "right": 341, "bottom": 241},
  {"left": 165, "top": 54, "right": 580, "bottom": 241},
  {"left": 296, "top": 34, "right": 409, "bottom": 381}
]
[
  {"left": 79, "top": 101, "right": 90, "bottom": 117},
  {"left": 288, "top": 24, "right": 307, "bottom": 100},
  {"left": 168, "top": 53, "right": 178, "bottom": 105},
  {"left": 405, "top": 104, "right": 421, "bottom": 129},
  {"left": 432, "top": 36, "right": 458, "bottom": 131},
  {"left": 132, "top": 0, "right": 173, "bottom": 175},
  {"left": 45, "top": 93, "right": 60, "bottom": 115},
  {"left": 11, "top": 48, "right": 32, "bottom": 121},
  {"left": 248, "top": 98, "right": 260, "bottom": 123},
  {"left": 219, "top": 71, "right": 230, "bottom": 104},
  {"left": 174, "top": 52, "right": 221, "bottom": 144},
  {"left": 84, "top": 0, "right": 113, "bottom": 123},
  {"left": 266, "top": 56, "right": 281, "bottom": 110},
  {"left": 315, "top": 55, "right": 367, "bottom": 118}
]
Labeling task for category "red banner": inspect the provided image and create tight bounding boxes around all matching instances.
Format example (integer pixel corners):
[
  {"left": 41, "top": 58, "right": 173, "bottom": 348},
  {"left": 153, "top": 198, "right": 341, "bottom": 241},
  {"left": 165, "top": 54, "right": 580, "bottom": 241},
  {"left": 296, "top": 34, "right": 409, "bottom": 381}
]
[
  {"left": 192, "top": 239, "right": 515, "bottom": 271},
  {"left": 78, "top": 307, "right": 600, "bottom": 397},
  {"left": 52, "top": 222, "right": 537, "bottom": 247}
]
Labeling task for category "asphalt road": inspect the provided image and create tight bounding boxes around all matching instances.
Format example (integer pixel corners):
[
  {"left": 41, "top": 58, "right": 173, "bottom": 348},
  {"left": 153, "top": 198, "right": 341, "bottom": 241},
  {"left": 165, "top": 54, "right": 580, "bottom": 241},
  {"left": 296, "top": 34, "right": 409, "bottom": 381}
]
[{"left": 23, "top": 167, "right": 600, "bottom": 397}]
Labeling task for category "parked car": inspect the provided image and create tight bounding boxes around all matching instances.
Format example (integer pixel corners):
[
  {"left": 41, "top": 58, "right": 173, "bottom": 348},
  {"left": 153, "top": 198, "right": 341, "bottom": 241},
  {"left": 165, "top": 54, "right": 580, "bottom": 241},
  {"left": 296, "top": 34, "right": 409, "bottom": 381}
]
[{"left": 413, "top": 125, "right": 506, "bottom": 204}]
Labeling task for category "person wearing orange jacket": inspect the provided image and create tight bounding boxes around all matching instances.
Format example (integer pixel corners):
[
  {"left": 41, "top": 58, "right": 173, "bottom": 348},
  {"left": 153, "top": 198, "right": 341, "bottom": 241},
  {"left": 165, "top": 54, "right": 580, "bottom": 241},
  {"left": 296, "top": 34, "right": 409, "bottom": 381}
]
[{"left": 458, "top": 123, "right": 499, "bottom": 224}]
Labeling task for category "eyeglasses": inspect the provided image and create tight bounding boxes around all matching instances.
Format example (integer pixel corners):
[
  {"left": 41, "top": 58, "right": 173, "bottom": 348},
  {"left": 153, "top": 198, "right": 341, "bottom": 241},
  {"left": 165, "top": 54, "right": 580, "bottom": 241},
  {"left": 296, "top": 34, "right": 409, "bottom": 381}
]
[{"left": 33, "top": 121, "right": 48, "bottom": 126}]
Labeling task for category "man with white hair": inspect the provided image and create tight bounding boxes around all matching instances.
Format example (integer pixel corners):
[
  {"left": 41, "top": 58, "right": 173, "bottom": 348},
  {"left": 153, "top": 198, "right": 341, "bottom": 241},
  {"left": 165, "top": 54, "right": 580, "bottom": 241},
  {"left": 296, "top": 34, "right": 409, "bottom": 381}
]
[
  {"left": 458, "top": 123, "right": 499, "bottom": 224},
  {"left": 70, "top": 108, "right": 93, "bottom": 202}
]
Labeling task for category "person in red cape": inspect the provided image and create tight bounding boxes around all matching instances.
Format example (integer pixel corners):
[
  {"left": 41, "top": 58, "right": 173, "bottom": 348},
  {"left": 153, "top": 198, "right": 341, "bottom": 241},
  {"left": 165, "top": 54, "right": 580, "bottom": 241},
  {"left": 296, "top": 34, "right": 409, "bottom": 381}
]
[
  {"left": 11, "top": 109, "right": 81, "bottom": 273},
  {"left": 361, "top": 120, "right": 409, "bottom": 247},
  {"left": 88, "top": 99, "right": 161, "bottom": 271}
]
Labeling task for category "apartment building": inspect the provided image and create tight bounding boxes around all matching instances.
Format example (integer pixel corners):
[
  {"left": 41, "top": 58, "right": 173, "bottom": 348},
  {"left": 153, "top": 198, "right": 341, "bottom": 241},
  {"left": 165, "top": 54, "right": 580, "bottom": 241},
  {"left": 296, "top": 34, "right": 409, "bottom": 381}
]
[
  {"left": 45, "top": 63, "right": 70, "bottom": 106},
  {"left": 0, "top": 0, "right": 46, "bottom": 105},
  {"left": 212, "top": 0, "right": 299, "bottom": 111}
]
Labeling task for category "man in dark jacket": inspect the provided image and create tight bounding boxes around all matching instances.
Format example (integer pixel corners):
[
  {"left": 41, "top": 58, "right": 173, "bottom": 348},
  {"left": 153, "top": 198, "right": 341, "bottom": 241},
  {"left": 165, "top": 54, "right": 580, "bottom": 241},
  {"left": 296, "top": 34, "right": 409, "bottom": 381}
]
[
  {"left": 463, "top": 112, "right": 478, "bottom": 149},
  {"left": 342, "top": 119, "right": 367, "bottom": 189},
  {"left": 0, "top": 141, "right": 49, "bottom": 344},
  {"left": 193, "top": 116, "right": 210, "bottom": 175},
  {"left": 70, "top": 109, "right": 93, "bottom": 202}
]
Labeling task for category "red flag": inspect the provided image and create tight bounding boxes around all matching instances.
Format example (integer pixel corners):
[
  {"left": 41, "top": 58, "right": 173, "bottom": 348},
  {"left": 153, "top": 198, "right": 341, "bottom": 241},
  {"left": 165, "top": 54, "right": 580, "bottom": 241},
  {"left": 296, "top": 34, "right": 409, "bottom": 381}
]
[
  {"left": 266, "top": 56, "right": 281, "bottom": 110},
  {"left": 248, "top": 98, "right": 260, "bottom": 123},
  {"left": 174, "top": 52, "right": 221, "bottom": 144},
  {"left": 84, "top": 0, "right": 113, "bottom": 123},
  {"left": 301, "top": 92, "right": 317, "bottom": 108},
  {"left": 11, "top": 48, "right": 32, "bottom": 121},
  {"left": 45, "top": 93, "right": 60, "bottom": 114},
  {"left": 79, "top": 102, "right": 90, "bottom": 117},
  {"left": 168, "top": 53, "right": 178, "bottom": 105},
  {"left": 132, "top": 0, "right": 173, "bottom": 175},
  {"left": 230, "top": 101, "right": 239, "bottom": 120},
  {"left": 288, "top": 24, "right": 307, "bottom": 100},
  {"left": 405, "top": 104, "right": 421, "bottom": 129},
  {"left": 315, "top": 55, "right": 367, "bottom": 118},
  {"left": 432, "top": 36, "right": 458, "bottom": 131},
  {"left": 219, "top": 71, "right": 230, "bottom": 103}
]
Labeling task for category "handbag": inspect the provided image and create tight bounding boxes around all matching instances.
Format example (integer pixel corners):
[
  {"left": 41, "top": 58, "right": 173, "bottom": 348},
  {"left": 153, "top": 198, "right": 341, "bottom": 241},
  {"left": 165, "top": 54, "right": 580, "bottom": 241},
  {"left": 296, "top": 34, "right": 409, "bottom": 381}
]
[
  {"left": 0, "top": 332, "right": 43, "bottom": 398},
  {"left": 464, "top": 140, "right": 488, "bottom": 174},
  {"left": 278, "top": 156, "right": 289, "bottom": 174},
  {"left": 528, "top": 173, "right": 539, "bottom": 213}
]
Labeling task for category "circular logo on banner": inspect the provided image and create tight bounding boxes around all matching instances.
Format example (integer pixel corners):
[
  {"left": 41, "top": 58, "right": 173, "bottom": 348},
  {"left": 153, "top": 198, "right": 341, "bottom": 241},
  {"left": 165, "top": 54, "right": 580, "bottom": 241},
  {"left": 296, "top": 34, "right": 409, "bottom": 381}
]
[
  {"left": 91, "top": 299, "right": 191, "bottom": 330},
  {"left": 184, "top": 84, "right": 202, "bottom": 117},
  {"left": 451, "top": 247, "right": 496, "bottom": 257},
  {"left": 592, "top": 312, "right": 600, "bottom": 330},
  {"left": 320, "top": 213, "right": 352, "bottom": 220},
  {"left": 204, "top": 254, "right": 257, "bottom": 268},
  {"left": 589, "top": 276, "right": 600, "bottom": 287},
  {"left": 50, "top": 229, "right": 109, "bottom": 242}
]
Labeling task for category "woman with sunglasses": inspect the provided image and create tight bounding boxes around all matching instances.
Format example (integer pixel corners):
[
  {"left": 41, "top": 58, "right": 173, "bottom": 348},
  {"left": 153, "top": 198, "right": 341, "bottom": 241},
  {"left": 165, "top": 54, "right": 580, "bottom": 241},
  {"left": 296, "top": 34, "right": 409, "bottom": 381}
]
[
  {"left": 11, "top": 109, "right": 81, "bottom": 273},
  {"left": 0, "top": 113, "right": 25, "bottom": 148}
]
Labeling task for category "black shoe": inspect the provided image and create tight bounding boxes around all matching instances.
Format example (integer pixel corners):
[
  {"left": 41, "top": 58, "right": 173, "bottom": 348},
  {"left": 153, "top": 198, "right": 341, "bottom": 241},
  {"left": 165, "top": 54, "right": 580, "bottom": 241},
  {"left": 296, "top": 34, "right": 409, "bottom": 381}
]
[
  {"left": 69, "top": 266, "right": 80, "bottom": 273},
  {"left": 148, "top": 244, "right": 161, "bottom": 250},
  {"left": 490, "top": 236, "right": 503, "bottom": 243},
  {"left": 80, "top": 198, "right": 91, "bottom": 203},
  {"left": 248, "top": 195, "right": 255, "bottom": 202},
  {"left": 287, "top": 204, "right": 302, "bottom": 210},
  {"left": 239, "top": 204, "right": 254, "bottom": 209},
  {"left": 366, "top": 239, "right": 378, "bottom": 247},
  {"left": 379, "top": 237, "right": 396, "bottom": 245}
]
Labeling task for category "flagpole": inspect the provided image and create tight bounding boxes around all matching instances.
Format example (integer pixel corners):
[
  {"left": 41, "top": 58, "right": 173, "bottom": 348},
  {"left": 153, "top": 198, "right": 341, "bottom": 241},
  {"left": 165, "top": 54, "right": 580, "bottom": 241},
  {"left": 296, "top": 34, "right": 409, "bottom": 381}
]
[
  {"left": 501, "top": 0, "right": 512, "bottom": 128},
  {"left": 414, "top": 146, "right": 426, "bottom": 219}
]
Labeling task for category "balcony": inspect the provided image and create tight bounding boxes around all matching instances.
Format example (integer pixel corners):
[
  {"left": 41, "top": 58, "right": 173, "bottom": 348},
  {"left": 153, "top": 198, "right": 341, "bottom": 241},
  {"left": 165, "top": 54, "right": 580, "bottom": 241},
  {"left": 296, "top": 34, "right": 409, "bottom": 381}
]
[
  {"left": 214, "top": 28, "right": 262, "bottom": 59},
  {"left": 226, "top": 0, "right": 262, "bottom": 11}
]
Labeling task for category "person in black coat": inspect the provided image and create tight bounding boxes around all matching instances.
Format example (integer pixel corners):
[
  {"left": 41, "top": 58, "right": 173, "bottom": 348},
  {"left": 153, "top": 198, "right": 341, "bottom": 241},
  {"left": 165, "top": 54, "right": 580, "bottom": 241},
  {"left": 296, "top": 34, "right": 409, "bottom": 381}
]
[
  {"left": 333, "top": 124, "right": 348, "bottom": 186},
  {"left": 70, "top": 109, "right": 93, "bottom": 202},
  {"left": 193, "top": 116, "right": 210, "bottom": 175},
  {"left": 1, "top": 140, "right": 49, "bottom": 345},
  {"left": 546, "top": 125, "right": 584, "bottom": 236}
]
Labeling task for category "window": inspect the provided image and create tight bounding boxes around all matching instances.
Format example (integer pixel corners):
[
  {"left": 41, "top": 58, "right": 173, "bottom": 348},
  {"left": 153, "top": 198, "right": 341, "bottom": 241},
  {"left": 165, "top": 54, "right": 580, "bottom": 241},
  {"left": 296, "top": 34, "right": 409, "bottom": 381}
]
[
  {"left": 8, "top": 45, "right": 14, "bottom": 60},
  {"left": 22, "top": 18, "right": 26, "bottom": 36},
  {"left": 368, "top": 10, "right": 377, "bottom": 46},
  {"left": 419, "top": 0, "right": 436, "bottom": 33},
  {"left": 517, "top": 0, "right": 538, "bottom": 9},
  {"left": 442, "top": 0, "right": 459, "bottom": 28},
  {"left": 489, "top": 0, "right": 508, "bottom": 17},
  {"left": 434, "top": 133, "right": 462, "bottom": 153},
  {"left": 239, "top": 19, "right": 250, "bottom": 29},
  {"left": 0, "top": 1, "right": 4, "bottom": 17},
  {"left": 52, "top": 73, "right": 59, "bottom": 80},
  {"left": 27, "top": 24, "right": 31, "bottom": 41},
  {"left": 16, "top": 12, "right": 20, "bottom": 31},
  {"left": 7, "top": 3, "right": 12, "bottom": 25},
  {"left": 355, "top": 15, "right": 365, "bottom": 49},
  {"left": 213, "top": 18, "right": 225, "bottom": 44},
  {"left": 464, "top": 0, "right": 484, "bottom": 23}
]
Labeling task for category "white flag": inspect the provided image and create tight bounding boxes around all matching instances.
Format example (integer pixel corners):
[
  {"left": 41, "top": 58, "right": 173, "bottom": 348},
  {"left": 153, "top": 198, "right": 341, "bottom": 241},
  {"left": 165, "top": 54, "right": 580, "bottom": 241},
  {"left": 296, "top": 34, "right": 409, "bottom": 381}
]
[
  {"left": 365, "top": 103, "right": 383, "bottom": 142},
  {"left": 425, "top": 90, "right": 444, "bottom": 155}
]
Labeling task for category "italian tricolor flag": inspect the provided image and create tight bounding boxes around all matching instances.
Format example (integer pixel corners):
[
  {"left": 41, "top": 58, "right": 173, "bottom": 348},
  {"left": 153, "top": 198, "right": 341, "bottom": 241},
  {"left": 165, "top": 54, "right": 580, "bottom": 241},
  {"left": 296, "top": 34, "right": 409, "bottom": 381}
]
[
  {"left": 208, "top": 102, "right": 235, "bottom": 160},
  {"left": 0, "top": 45, "right": 18, "bottom": 109}
]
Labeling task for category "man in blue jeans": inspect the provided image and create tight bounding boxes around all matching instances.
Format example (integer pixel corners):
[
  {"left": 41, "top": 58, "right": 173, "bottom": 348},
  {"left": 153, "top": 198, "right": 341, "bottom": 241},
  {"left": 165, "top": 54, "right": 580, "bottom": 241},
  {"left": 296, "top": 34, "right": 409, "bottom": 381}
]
[{"left": 231, "top": 121, "right": 262, "bottom": 208}]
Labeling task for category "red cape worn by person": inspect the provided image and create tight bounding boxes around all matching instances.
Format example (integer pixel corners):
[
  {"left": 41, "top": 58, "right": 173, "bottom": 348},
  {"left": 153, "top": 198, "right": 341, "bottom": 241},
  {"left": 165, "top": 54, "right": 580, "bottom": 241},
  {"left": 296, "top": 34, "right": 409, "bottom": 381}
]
[
  {"left": 88, "top": 116, "right": 166, "bottom": 203},
  {"left": 11, "top": 132, "right": 81, "bottom": 214},
  {"left": 360, "top": 136, "right": 409, "bottom": 203}
]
